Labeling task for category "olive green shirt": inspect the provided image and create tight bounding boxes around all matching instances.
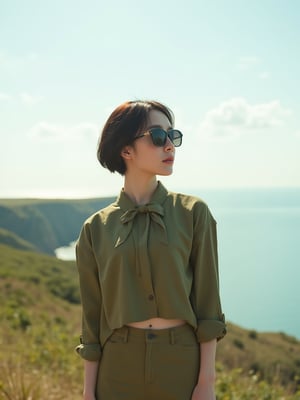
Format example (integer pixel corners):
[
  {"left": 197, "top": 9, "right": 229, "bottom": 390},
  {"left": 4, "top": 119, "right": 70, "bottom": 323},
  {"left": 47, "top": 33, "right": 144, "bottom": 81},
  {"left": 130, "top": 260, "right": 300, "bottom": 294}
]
[{"left": 76, "top": 182, "right": 226, "bottom": 361}]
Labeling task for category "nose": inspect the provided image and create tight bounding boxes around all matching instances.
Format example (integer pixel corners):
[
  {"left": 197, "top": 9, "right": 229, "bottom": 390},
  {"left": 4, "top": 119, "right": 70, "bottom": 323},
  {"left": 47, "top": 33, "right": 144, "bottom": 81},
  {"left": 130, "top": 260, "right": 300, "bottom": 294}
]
[{"left": 164, "top": 136, "right": 175, "bottom": 151}]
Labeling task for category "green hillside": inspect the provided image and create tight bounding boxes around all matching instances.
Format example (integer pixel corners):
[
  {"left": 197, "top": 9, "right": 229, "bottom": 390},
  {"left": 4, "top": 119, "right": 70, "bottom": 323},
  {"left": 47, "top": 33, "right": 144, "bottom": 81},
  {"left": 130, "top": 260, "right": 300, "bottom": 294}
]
[
  {"left": 0, "top": 197, "right": 114, "bottom": 254},
  {"left": 0, "top": 243, "right": 79, "bottom": 304},
  {"left": 0, "top": 244, "right": 82, "bottom": 399},
  {"left": 0, "top": 227, "right": 38, "bottom": 252},
  {"left": 0, "top": 244, "right": 299, "bottom": 399}
]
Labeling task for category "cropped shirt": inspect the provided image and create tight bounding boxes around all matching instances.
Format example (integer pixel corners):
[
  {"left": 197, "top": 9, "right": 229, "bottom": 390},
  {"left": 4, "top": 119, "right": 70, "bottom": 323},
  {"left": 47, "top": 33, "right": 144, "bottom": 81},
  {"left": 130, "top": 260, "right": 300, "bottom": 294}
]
[{"left": 76, "top": 181, "right": 226, "bottom": 361}]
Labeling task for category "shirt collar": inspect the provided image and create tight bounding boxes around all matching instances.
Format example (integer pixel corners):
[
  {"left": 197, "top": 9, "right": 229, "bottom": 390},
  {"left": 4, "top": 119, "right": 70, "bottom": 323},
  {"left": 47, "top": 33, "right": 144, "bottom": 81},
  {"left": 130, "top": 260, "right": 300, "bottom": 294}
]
[{"left": 115, "top": 181, "right": 168, "bottom": 211}]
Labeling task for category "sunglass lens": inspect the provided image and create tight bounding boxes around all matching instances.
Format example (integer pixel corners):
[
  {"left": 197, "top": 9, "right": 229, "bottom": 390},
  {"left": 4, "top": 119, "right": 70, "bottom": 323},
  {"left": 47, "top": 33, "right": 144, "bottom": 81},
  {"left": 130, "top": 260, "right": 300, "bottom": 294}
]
[
  {"left": 150, "top": 128, "right": 167, "bottom": 146},
  {"left": 169, "top": 130, "right": 182, "bottom": 147},
  {"left": 149, "top": 128, "right": 182, "bottom": 147}
]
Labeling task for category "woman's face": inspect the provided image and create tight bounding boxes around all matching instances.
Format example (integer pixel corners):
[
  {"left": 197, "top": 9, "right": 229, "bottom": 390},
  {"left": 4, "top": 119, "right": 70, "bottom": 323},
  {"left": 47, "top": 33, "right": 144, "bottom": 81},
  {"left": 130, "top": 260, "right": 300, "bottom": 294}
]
[{"left": 124, "top": 109, "right": 176, "bottom": 178}]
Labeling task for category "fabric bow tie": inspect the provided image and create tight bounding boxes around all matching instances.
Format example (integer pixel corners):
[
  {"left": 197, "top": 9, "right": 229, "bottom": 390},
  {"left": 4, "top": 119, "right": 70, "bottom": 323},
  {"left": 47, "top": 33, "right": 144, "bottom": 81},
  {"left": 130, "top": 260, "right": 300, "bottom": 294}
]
[{"left": 114, "top": 203, "right": 168, "bottom": 248}]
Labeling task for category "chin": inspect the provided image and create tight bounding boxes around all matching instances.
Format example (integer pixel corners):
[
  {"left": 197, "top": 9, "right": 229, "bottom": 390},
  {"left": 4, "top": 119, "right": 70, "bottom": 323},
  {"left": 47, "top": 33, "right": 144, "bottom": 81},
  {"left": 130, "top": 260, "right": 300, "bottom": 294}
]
[{"left": 159, "top": 169, "right": 173, "bottom": 176}]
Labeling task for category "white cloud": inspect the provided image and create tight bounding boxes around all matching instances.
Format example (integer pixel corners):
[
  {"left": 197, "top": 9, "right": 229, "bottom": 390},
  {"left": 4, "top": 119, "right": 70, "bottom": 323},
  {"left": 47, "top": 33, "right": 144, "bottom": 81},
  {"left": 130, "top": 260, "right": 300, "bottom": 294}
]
[
  {"left": 237, "top": 56, "right": 260, "bottom": 70},
  {"left": 198, "top": 98, "right": 291, "bottom": 139},
  {"left": 19, "top": 92, "right": 43, "bottom": 105},
  {"left": 29, "top": 122, "right": 99, "bottom": 142},
  {"left": 0, "top": 52, "right": 38, "bottom": 71},
  {"left": 237, "top": 56, "right": 270, "bottom": 80},
  {"left": 74, "top": 123, "right": 100, "bottom": 140},
  {"left": 259, "top": 71, "right": 270, "bottom": 80},
  {"left": 0, "top": 91, "right": 42, "bottom": 105},
  {"left": 0, "top": 92, "right": 12, "bottom": 101}
]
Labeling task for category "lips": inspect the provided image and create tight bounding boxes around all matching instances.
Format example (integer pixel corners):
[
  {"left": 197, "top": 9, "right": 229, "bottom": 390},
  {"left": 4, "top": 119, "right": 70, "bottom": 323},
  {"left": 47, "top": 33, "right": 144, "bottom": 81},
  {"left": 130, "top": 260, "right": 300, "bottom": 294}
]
[{"left": 163, "top": 157, "right": 174, "bottom": 162}]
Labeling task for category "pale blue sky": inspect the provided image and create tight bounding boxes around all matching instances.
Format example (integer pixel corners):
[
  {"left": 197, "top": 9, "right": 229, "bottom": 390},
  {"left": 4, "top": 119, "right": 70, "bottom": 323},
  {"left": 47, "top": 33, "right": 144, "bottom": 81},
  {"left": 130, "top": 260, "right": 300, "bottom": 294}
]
[{"left": 1, "top": 0, "right": 299, "bottom": 197}]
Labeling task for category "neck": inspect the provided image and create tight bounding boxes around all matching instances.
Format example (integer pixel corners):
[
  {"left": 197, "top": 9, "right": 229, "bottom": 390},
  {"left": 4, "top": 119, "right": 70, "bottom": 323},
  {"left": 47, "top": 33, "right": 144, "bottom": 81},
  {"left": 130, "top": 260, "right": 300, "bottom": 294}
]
[{"left": 123, "top": 175, "right": 158, "bottom": 205}]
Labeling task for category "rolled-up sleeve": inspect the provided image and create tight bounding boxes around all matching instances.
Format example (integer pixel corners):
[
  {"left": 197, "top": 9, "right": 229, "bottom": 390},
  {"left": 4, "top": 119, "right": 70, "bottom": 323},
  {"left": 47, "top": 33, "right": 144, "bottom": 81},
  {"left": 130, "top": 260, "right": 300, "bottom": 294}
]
[
  {"left": 75, "top": 222, "right": 103, "bottom": 361},
  {"left": 190, "top": 202, "right": 226, "bottom": 342}
]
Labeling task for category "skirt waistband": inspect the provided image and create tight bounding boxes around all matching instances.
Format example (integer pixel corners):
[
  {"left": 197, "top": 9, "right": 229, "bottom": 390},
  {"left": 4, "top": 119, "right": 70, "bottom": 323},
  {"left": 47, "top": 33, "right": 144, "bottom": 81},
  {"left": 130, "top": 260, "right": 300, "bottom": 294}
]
[{"left": 110, "top": 324, "right": 197, "bottom": 345}]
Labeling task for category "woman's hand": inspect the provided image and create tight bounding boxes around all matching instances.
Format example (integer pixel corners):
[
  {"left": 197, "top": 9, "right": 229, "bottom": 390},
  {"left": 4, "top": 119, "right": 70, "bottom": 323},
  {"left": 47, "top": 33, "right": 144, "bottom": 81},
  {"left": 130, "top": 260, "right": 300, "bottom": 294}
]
[
  {"left": 191, "top": 382, "right": 215, "bottom": 400},
  {"left": 193, "top": 339, "right": 217, "bottom": 399},
  {"left": 82, "top": 360, "right": 99, "bottom": 400}
]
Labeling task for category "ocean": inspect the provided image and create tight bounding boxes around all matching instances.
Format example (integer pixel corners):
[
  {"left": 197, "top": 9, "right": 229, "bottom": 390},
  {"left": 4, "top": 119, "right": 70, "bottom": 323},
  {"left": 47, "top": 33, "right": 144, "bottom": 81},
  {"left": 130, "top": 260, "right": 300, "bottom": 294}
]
[{"left": 55, "top": 188, "right": 300, "bottom": 339}]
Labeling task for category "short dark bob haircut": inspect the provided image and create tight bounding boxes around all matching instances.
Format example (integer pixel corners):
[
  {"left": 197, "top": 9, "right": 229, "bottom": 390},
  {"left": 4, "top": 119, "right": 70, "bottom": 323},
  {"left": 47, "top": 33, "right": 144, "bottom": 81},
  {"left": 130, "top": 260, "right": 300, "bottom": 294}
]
[{"left": 97, "top": 100, "right": 174, "bottom": 175}]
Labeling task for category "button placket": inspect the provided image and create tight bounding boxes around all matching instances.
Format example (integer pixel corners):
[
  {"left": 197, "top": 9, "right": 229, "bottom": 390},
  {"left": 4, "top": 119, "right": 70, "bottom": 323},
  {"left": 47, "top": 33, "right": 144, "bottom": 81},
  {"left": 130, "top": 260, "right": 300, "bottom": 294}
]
[{"left": 135, "top": 213, "right": 157, "bottom": 313}]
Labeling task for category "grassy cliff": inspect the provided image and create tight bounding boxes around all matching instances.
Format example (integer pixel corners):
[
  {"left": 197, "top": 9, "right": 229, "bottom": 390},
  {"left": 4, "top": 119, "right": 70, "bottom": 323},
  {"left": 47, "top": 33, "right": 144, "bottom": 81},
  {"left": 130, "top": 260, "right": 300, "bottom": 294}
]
[
  {"left": 0, "top": 244, "right": 82, "bottom": 399},
  {"left": 0, "top": 197, "right": 114, "bottom": 254},
  {"left": 0, "top": 244, "right": 299, "bottom": 399}
]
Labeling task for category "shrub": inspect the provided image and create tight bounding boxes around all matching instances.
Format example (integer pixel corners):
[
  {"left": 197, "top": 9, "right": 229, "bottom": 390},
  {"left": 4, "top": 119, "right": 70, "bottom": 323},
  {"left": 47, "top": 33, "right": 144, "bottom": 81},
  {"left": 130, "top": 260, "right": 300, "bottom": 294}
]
[
  {"left": 233, "top": 338, "right": 245, "bottom": 350},
  {"left": 249, "top": 330, "right": 258, "bottom": 340}
]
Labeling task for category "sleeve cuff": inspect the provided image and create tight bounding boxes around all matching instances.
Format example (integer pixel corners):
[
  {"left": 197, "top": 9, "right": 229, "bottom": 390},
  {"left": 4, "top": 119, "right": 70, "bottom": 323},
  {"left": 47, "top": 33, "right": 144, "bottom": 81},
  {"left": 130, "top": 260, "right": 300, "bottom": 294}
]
[
  {"left": 196, "top": 315, "right": 227, "bottom": 342},
  {"left": 75, "top": 343, "right": 102, "bottom": 361}
]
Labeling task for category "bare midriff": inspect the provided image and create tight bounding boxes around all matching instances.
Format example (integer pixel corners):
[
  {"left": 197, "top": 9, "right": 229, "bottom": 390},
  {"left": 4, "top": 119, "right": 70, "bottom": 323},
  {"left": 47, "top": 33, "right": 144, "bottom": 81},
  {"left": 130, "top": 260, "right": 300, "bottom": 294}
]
[{"left": 126, "top": 317, "right": 186, "bottom": 330}]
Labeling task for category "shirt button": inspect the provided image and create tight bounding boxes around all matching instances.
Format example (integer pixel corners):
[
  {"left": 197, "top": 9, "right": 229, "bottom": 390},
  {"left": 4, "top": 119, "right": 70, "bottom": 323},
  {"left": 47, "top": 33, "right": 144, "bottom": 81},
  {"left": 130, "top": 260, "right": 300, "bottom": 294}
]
[{"left": 148, "top": 294, "right": 154, "bottom": 301}]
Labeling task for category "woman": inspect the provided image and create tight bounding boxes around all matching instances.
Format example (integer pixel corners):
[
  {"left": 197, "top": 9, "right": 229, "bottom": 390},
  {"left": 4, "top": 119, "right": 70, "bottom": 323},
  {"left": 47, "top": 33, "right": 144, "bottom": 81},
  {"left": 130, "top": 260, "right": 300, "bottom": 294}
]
[{"left": 76, "top": 100, "right": 226, "bottom": 400}]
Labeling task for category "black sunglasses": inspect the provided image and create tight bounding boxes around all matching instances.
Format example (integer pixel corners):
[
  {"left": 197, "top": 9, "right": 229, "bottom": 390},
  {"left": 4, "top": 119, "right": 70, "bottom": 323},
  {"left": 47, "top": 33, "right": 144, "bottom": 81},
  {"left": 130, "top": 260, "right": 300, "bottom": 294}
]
[{"left": 133, "top": 128, "right": 183, "bottom": 147}]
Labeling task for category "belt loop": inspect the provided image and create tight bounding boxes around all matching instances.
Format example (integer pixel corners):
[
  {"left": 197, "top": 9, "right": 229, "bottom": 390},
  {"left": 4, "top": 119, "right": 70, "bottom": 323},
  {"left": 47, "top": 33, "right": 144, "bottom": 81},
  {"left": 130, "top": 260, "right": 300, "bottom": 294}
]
[
  {"left": 170, "top": 329, "right": 175, "bottom": 345},
  {"left": 123, "top": 326, "right": 129, "bottom": 343}
]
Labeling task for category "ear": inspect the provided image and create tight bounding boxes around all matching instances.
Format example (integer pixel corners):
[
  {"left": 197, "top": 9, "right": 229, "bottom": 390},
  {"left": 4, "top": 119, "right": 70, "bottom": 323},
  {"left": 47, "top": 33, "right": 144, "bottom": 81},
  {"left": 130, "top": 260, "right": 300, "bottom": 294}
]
[{"left": 121, "top": 146, "right": 132, "bottom": 160}]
